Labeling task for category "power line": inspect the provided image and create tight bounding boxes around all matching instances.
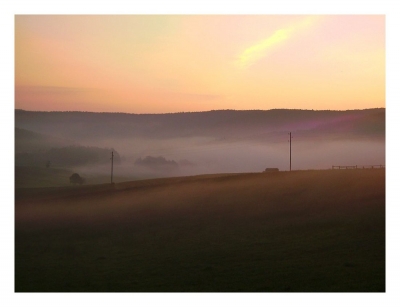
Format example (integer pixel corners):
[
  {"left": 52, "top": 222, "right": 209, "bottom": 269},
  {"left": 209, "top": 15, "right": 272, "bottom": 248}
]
[
  {"left": 111, "top": 151, "right": 114, "bottom": 183},
  {"left": 288, "top": 132, "right": 293, "bottom": 171}
]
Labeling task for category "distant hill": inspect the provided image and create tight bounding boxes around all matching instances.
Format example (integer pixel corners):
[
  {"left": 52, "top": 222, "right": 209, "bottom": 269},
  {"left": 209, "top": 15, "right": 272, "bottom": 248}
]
[
  {"left": 16, "top": 145, "right": 121, "bottom": 168},
  {"left": 15, "top": 127, "right": 76, "bottom": 153},
  {"left": 15, "top": 108, "right": 385, "bottom": 142},
  {"left": 15, "top": 127, "right": 121, "bottom": 168}
]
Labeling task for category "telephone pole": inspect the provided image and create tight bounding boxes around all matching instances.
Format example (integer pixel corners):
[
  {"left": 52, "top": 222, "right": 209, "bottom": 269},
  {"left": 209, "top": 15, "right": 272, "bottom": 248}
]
[
  {"left": 289, "top": 132, "right": 292, "bottom": 171},
  {"left": 111, "top": 151, "right": 114, "bottom": 184}
]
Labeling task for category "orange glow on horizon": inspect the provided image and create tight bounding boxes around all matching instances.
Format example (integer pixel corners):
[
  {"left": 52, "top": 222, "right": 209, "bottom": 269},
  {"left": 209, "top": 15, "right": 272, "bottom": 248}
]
[{"left": 15, "top": 15, "right": 385, "bottom": 113}]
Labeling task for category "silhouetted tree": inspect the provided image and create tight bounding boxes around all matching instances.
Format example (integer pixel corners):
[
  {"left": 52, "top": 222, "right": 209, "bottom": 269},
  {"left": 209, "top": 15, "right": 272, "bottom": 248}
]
[{"left": 69, "top": 173, "right": 85, "bottom": 185}]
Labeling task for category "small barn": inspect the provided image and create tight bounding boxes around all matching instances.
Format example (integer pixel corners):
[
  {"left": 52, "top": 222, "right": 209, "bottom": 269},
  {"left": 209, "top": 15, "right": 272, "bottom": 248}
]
[{"left": 264, "top": 168, "right": 279, "bottom": 172}]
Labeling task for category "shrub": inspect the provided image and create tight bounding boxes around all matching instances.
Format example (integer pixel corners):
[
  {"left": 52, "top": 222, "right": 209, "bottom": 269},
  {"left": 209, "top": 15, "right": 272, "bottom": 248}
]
[{"left": 69, "top": 173, "right": 85, "bottom": 185}]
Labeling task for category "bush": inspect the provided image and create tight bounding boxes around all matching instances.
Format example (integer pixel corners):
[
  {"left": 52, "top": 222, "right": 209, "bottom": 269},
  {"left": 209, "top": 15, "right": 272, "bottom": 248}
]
[{"left": 69, "top": 173, "right": 85, "bottom": 185}]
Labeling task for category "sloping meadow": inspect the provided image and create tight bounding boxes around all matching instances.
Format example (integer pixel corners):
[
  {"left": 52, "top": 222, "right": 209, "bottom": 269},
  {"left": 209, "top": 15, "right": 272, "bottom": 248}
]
[{"left": 15, "top": 169, "right": 385, "bottom": 292}]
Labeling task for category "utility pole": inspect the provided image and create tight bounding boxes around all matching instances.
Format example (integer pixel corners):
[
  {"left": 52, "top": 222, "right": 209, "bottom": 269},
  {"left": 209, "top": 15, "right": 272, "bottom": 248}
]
[
  {"left": 289, "top": 132, "right": 292, "bottom": 171},
  {"left": 111, "top": 151, "right": 114, "bottom": 184}
]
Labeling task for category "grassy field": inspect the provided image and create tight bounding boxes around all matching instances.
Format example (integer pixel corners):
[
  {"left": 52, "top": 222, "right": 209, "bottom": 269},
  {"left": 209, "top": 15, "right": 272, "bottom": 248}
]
[
  {"left": 15, "top": 166, "right": 73, "bottom": 188},
  {"left": 15, "top": 169, "right": 385, "bottom": 292},
  {"left": 15, "top": 166, "right": 142, "bottom": 189}
]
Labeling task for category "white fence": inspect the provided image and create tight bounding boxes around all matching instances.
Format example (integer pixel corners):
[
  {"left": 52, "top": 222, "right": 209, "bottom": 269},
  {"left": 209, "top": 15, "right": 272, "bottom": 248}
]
[{"left": 332, "top": 165, "right": 385, "bottom": 170}]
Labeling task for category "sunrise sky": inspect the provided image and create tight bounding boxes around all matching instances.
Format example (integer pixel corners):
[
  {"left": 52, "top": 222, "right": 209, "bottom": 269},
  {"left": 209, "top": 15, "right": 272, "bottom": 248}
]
[{"left": 15, "top": 15, "right": 385, "bottom": 113}]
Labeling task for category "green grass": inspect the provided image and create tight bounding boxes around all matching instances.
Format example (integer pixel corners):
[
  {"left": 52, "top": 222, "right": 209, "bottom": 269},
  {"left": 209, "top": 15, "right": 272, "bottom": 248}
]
[
  {"left": 15, "top": 166, "right": 73, "bottom": 188},
  {"left": 15, "top": 165, "right": 141, "bottom": 188},
  {"left": 15, "top": 169, "right": 385, "bottom": 292}
]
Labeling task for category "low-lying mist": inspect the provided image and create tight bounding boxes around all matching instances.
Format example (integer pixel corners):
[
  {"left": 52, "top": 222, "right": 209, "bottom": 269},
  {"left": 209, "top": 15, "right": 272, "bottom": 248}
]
[
  {"left": 74, "top": 136, "right": 385, "bottom": 184},
  {"left": 15, "top": 109, "right": 385, "bottom": 186}
]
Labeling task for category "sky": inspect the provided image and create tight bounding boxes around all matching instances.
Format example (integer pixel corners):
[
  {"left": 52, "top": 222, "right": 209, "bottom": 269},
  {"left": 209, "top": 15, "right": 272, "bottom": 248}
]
[{"left": 15, "top": 15, "right": 385, "bottom": 113}]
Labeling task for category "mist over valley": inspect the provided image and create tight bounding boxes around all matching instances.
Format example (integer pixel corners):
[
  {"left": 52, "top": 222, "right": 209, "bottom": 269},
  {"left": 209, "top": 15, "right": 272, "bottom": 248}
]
[{"left": 15, "top": 108, "right": 385, "bottom": 187}]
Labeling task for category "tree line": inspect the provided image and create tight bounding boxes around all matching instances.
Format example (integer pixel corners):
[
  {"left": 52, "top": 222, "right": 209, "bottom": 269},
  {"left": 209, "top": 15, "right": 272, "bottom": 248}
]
[{"left": 15, "top": 146, "right": 121, "bottom": 167}]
